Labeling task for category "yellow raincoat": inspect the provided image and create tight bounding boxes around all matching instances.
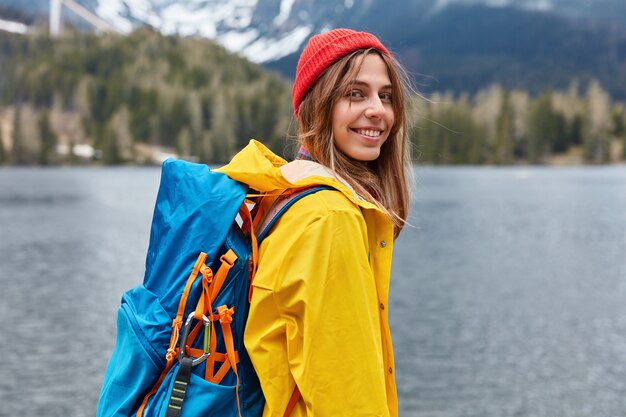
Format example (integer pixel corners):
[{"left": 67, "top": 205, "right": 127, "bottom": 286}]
[{"left": 216, "top": 140, "right": 398, "bottom": 417}]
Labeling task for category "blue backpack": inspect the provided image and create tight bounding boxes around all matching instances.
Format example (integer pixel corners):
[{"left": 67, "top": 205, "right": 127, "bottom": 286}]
[{"left": 97, "top": 159, "right": 326, "bottom": 417}]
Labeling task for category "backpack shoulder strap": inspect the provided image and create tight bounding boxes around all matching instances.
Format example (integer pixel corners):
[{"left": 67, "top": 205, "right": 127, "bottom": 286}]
[
  {"left": 283, "top": 386, "right": 301, "bottom": 417},
  {"left": 256, "top": 185, "right": 333, "bottom": 242}
]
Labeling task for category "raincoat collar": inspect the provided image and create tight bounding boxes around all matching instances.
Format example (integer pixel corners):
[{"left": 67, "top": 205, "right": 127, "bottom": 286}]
[{"left": 215, "top": 140, "right": 380, "bottom": 211}]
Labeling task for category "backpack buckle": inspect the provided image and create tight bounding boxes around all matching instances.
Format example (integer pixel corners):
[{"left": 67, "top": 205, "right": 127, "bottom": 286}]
[{"left": 178, "top": 312, "right": 211, "bottom": 366}]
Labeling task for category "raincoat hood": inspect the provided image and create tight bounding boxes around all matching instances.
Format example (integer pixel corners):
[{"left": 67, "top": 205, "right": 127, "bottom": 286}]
[{"left": 215, "top": 139, "right": 379, "bottom": 211}]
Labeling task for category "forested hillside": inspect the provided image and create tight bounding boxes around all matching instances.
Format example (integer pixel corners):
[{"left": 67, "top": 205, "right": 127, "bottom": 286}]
[
  {"left": 0, "top": 28, "right": 294, "bottom": 165},
  {"left": 412, "top": 83, "right": 626, "bottom": 164},
  {"left": 0, "top": 28, "right": 624, "bottom": 165}
]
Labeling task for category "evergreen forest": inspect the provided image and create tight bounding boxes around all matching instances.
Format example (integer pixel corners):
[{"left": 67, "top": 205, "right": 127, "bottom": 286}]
[{"left": 0, "top": 28, "right": 624, "bottom": 166}]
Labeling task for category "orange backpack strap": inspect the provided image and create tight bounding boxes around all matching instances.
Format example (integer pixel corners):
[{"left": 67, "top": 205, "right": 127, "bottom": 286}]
[
  {"left": 217, "top": 305, "right": 242, "bottom": 417},
  {"left": 284, "top": 386, "right": 301, "bottom": 417},
  {"left": 209, "top": 249, "right": 238, "bottom": 303},
  {"left": 239, "top": 203, "right": 260, "bottom": 302}
]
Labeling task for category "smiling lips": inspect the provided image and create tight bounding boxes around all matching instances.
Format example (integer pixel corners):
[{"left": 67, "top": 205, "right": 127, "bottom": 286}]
[{"left": 354, "top": 128, "right": 383, "bottom": 138}]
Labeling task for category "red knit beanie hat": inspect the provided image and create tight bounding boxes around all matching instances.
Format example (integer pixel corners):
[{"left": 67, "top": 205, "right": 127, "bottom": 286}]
[{"left": 292, "top": 28, "right": 390, "bottom": 117}]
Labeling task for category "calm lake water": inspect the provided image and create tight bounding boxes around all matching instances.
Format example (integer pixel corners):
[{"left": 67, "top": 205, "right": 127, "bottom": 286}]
[{"left": 1, "top": 165, "right": 625, "bottom": 417}]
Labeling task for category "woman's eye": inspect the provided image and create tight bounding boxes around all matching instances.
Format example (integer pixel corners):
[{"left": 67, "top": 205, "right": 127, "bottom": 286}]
[
  {"left": 348, "top": 90, "right": 364, "bottom": 99},
  {"left": 380, "top": 92, "right": 393, "bottom": 102}
]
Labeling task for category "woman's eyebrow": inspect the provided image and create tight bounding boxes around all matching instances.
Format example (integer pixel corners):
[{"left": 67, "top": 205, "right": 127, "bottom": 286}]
[{"left": 350, "top": 80, "right": 393, "bottom": 89}]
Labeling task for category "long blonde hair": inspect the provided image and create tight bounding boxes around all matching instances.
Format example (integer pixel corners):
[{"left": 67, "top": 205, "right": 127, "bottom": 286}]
[{"left": 297, "top": 49, "right": 413, "bottom": 237}]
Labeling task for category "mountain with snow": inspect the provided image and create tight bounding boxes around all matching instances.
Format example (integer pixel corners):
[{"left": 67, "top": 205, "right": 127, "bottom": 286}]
[
  {"left": 95, "top": 0, "right": 312, "bottom": 63},
  {"left": 92, "top": 0, "right": 356, "bottom": 64},
  {"left": 2, "top": 0, "right": 626, "bottom": 97},
  {"left": 2, "top": 0, "right": 626, "bottom": 64},
  {"left": 87, "top": 0, "right": 626, "bottom": 64}
]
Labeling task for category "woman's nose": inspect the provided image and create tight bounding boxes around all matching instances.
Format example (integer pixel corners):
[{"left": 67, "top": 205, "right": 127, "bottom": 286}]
[{"left": 364, "top": 97, "right": 386, "bottom": 118}]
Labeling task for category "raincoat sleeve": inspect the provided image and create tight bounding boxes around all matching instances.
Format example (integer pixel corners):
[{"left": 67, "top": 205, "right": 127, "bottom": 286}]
[{"left": 271, "top": 207, "right": 390, "bottom": 416}]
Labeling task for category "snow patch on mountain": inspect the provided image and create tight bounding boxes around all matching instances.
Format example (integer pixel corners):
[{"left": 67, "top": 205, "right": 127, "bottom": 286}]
[
  {"left": 240, "top": 25, "right": 312, "bottom": 63},
  {"left": 220, "top": 29, "right": 259, "bottom": 53},
  {"left": 94, "top": 0, "right": 312, "bottom": 62},
  {"left": 0, "top": 18, "right": 29, "bottom": 34},
  {"left": 274, "top": 0, "right": 296, "bottom": 26},
  {"left": 96, "top": 0, "right": 260, "bottom": 36},
  {"left": 96, "top": 1, "right": 134, "bottom": 32},
  {"left": 431, "top": 0, "right": 553, "bottom": 13},
  {"left": 159, "top": 3, "right": 222, "bottom": 38}
]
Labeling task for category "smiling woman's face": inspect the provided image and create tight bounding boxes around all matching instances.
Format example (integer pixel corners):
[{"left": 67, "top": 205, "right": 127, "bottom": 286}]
[{"left": 331, "top": 53, "right": 395, "bottom": 162}]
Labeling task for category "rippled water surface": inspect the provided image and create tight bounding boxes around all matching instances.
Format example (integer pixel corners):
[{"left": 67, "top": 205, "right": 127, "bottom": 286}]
[{"left": 1, "top": 166, "right": 625, "bottom": 417}]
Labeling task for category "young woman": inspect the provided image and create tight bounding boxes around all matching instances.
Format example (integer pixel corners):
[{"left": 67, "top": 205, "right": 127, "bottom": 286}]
[{"left": 217, "top": 28, "right": 412, "bottom": 417}]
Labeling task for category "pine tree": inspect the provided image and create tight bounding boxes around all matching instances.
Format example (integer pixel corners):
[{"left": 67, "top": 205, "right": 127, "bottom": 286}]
[
  {"left": 187, "top": 93, "right": 203, "bottom": 160},
  {"left": 473, "top": 85, "right": 503, "bottom": 151},
  {"left": 509, "top": 90, "right": 530, "bottom": 160},
  {"left": 609, "top": 108, "right": 626, "bottom": 161},
  {"left": 568, "top": 115, "right": 584, "bottom": 146},
  {"left": 11, "top": 106, "right": 27, "bottom": 165},
  {"left": 176, "top": 127, "right": 191, "bottom": 158},
  {"left": 128, "top": 87, "right": 159, "bottom": 142},
  {"left": 493, "top": 92, "right": 514, "bottom": 164},
  {"left": 38, "top": 110, "right": 57, "bottom": 165},
  {"left": 101, "top": 127, "right": 121, "bottom": 165},
  {"left": 584, "top": 80, "right": 611, "bottom": 163},
  {"left": 611, "top": 109, "right": 625, "bottom": 137},
  {"left": 527, "top": 92, "right": 558, "bottom": 164},
  {"left": 551, "top": 113, "right": 568, "bottom": 153},
  {"left": 0, "top": 126, "right": 5, "bottom": 164},
  {"left": 411, "top": 107, "right": 438, "bottom": 163}
]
